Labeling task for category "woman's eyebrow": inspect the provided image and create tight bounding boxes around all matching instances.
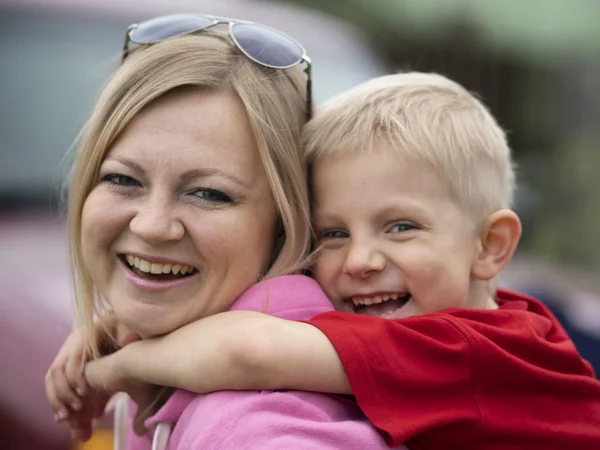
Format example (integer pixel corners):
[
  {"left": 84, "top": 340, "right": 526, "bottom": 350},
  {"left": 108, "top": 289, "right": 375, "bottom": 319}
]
[
  {"left": 107, "top": 156, "right": 146, "bottom": 176},
  {"left": 106, "top": 156, "right": 250, "bottom": 189},
  {"left": 180, "top": 168, "right": 250, "bottom": 189}
]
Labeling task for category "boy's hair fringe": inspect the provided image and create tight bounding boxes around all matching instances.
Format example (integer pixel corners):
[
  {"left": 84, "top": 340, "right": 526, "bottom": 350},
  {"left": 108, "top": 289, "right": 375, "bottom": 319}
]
[{"left": 303, "top": 72, "right": 516, "bottom": 223}]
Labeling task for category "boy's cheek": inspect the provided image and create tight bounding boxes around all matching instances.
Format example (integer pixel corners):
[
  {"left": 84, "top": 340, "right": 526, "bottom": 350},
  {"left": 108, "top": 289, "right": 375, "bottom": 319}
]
[
  {"left": 312, "top": 255, "right": 338, "bottom": 287},
  {"left": 312, "top": 258, "right": 340, "bottom": 303}
]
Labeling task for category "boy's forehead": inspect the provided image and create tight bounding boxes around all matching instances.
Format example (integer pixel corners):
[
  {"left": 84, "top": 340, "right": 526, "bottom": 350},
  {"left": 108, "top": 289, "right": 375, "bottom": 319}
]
[
  {"left": 312, "top": 149, "right": 428, "bottom": 195},
  {"left": 310, "top": 150, "right": 481, "bottom": 239},
  {"left": 311, "top": 146, "right": 417, "bottom": 183},
  {"left": 310, "top": 148, "right": 465, "bottom": 213}
]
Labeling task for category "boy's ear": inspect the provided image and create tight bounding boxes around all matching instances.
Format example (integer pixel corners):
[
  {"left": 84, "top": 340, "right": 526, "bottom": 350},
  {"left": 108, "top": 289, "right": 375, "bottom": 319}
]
[{"left": 472, "top": 209, "right": 522, "bottom": 281}]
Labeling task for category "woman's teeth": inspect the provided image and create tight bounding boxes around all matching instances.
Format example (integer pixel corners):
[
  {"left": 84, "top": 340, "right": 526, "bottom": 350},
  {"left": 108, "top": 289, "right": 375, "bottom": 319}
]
[{"left": 125, "top": 255, "right": 196, "bottom": 276}]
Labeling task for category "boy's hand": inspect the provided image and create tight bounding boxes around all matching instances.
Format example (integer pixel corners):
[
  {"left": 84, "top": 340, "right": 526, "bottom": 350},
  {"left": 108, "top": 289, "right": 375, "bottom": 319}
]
[
  {"left": 45, "top": 327, "right": 89, "bottom": 423},
  {"left": 45, "top": 326, "right": 109, "bottom": 441},
  {"left": 45, "top": 316, "right": 141, "bottom": 441},
  {"left": 85, "top": 347, "right": 164, "bottom": 435}
]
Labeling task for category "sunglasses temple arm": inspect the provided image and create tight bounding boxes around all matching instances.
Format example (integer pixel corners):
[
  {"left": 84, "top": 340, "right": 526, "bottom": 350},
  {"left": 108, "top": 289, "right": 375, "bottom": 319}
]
[
  {"left": 303, "top": 56, "right": 313, "bottom": 120},
  {"left": 122, "top": 25, "right": 137, "bottom": 63}
]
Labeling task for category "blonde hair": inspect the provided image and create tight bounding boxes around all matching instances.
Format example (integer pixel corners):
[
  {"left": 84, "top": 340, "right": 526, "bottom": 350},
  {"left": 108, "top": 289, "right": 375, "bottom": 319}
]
[
  {"left": 303, "top": 72, "right": 515, "bottom": 222},
  {"left": 68, "top": 31, "right": 311, "bottom": 355}
]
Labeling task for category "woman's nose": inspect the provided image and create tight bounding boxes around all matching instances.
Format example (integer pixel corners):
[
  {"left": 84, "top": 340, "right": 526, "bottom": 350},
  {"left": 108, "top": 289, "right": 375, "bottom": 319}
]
[
  {"left": 342, "top": 239, "right": 386, "bottom": 279},
  {"left": 129, "top": 195, "right": 184, "bottom": 244}
]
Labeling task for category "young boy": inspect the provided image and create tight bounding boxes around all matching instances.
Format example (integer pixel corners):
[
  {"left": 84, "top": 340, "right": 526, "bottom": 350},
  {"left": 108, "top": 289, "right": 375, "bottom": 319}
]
[{"left": 51, "top": 72, "right": 600, "bottom": 449}]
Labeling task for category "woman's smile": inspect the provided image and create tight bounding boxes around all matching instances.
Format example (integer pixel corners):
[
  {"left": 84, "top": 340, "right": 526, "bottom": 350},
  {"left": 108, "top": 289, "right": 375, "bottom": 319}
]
[{"left": 118, "top": 253, "right": 199, "bottom": 292}]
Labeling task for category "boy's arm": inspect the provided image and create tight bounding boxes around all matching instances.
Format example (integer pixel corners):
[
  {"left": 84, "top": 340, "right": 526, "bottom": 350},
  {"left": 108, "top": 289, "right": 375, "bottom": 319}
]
[{"left": 84, "top": 310, "right": 352, "bottom": 396}]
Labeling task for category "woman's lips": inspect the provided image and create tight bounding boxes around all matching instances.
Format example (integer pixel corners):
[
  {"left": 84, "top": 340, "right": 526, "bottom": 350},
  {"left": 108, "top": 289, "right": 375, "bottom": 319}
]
[{"left": 118, "top": 257, "right": 198, "bottom": 292}]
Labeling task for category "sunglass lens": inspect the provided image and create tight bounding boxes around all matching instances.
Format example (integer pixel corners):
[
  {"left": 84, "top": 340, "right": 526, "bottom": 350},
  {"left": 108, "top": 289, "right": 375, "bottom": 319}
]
[
  {"left": 131, "top": 14, "right": 215, "bottom": 44},
  {"left": 231, "top": 23, "right": 304, "bottom": 68}
]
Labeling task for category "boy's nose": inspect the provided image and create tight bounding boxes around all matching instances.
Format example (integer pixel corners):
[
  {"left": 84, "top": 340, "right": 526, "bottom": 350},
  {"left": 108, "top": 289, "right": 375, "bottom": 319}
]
[
  {"left": 129, "top": 196, "right": 185, "bottom": 244},
  {"left": 342, "top": 241, "right": 386, "bottom": 279}
]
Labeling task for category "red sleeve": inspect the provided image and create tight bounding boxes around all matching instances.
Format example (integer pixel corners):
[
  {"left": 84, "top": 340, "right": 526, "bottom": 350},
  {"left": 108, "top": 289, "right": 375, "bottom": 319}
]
[
  {"left": 307, "top": 298, "right": 600, "bottom": 450},
  {"left": 307, "top": 312, "right": 481, "bottom": 446}
]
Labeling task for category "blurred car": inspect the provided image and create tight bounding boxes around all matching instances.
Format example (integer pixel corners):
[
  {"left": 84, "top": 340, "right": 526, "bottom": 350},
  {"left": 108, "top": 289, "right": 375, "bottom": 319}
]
[{"left": 0, "top": 0, "right": 389, "bottom": 448}]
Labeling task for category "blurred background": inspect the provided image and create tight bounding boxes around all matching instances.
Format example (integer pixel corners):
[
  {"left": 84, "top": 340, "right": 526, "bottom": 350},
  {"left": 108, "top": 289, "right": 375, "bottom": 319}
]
[{"left": 1, "top": 0, "right": 598, "bottom": 448}]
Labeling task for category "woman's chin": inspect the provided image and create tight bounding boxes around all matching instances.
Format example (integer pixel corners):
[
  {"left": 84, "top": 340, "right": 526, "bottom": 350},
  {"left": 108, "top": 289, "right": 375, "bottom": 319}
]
[{"left": 112, "top": 303, "right": 181, "bottom": 340}]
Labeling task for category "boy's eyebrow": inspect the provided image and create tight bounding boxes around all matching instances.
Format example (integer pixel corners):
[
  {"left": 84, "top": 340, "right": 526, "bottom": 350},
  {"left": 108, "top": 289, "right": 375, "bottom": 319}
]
[
  {"left": 311, "top": 211, "right": 343, "bottom": 229},
  {"left": 313, "top": 200, "right": 434, "bottom": 227}
]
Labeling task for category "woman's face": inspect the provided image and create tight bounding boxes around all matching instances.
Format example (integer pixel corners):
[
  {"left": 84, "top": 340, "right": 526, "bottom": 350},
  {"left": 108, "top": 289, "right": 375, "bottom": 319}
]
[{"left": 81, "top": 89, "right": 278, "bottom": 338}]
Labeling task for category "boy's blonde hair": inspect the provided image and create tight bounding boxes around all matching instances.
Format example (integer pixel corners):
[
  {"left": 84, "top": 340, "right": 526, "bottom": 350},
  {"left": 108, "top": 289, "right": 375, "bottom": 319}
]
[
  {"left": 303, "top": 72, "right": 515, "bottom": 223},
  {"left": 68, "top": 31, "right": 311, "bottom": 355}
]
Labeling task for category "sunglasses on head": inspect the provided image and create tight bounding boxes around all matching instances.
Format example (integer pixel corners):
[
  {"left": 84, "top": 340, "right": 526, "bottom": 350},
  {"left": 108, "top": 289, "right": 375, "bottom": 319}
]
[{"left": 123, "top": 13, "right": 312, "bottom": 118}]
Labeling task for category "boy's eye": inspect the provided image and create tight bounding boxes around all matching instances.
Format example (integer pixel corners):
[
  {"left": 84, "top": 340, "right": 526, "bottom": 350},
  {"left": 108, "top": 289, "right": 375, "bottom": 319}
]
[
  {"left": 319, "top": 229, "right": 349, "bottom": 240},
  {"left": 100, "top": 173, "right": 140, "bottom": 187},
  {"left": 191, "top": 188, "right": 232, "bottom": 204},
  {"left": 389, "top": 222, "right": 417, "bottom": 233}
]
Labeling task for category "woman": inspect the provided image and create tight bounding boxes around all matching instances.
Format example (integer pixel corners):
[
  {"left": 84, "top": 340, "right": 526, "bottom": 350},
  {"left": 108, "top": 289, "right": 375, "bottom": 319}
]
[{"left": 46, "top": 14, "right": 393, "bottom": 450}]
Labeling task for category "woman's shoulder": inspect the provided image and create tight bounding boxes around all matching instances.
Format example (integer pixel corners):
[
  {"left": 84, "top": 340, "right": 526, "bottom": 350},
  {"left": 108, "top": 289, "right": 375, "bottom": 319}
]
[
  {"left": 253, "top": 274, "right": 322, "bottom": 293},
  {"left": 174, "top": 389, "right": 391, "bottom": 449}
]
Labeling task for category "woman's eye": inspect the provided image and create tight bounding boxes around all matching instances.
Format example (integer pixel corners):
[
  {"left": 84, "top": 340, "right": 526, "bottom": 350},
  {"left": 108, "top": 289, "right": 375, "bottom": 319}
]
[
  {"left": 319, "top": 229, "right": 349, "bottom": 240},
  {"left": 389, "top": 223, "right": 416, "bottom": 233},
  {"left": 100, "top": 173, "right": 140, "bottom": 187},
  {"left": 192, "top": 188, "right": 232, "bottom": 204}
]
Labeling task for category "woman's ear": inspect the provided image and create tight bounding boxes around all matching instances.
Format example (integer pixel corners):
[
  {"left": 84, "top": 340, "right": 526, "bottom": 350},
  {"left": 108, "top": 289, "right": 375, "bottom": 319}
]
[{"left": 472, "top": 209, "right": 522, "bottom": 281}]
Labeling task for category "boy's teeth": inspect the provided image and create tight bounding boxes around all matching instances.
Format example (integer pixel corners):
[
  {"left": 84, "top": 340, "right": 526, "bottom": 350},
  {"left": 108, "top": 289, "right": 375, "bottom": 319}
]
[
  {"left": 351, "top": 294, "right": 406, "bottom": 307},
  {"left": 125, "top": 255, "right": 194, "bottom": 275}
]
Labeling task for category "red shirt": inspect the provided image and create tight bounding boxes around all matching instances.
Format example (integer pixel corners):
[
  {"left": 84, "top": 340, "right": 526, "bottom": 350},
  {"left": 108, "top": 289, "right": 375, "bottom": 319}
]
[{"left": 307, "top": 289, "right": 600, "bottom": 450}]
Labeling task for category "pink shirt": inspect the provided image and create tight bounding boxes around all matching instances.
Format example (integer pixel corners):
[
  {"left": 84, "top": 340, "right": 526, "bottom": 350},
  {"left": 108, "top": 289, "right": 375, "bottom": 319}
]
[{"left": 119, "top": 275, "right": 402, "bottom": 449}]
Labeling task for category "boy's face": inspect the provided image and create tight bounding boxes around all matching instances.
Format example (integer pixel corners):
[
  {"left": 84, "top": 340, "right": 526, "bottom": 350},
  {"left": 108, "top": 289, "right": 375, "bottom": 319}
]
[{"left": 311, "top": 147, "right": 484, "bottom": 319}]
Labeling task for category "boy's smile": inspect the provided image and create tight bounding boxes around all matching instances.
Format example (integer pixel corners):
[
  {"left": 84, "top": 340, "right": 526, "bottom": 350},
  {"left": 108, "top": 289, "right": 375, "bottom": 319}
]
[
  {"left": 348, "top": 292, "right": 412, "bottom": 317},
  {"left": 311, "top": 146, "right": 489, "bottom": 319}
]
